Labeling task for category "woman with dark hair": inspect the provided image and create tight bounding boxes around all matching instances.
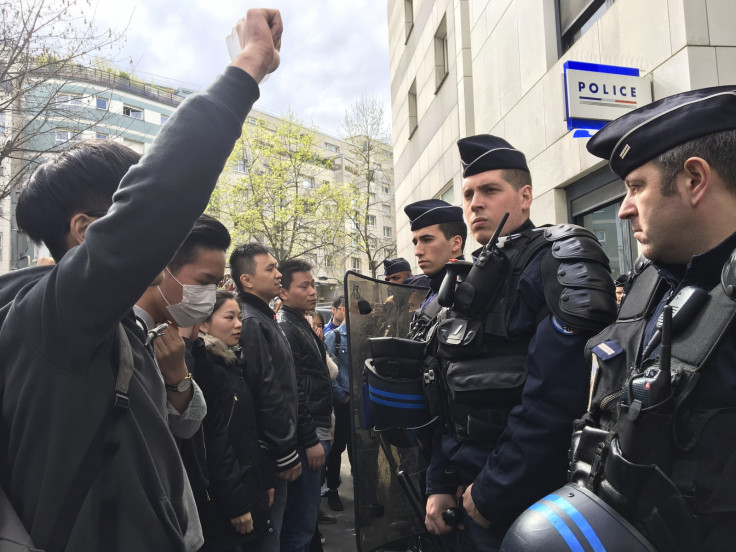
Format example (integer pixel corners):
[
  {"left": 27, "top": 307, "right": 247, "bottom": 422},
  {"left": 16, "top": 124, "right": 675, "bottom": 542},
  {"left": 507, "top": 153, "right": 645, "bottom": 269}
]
[{"left": 192, "top": 290, "right": 274, "bottom": 551}]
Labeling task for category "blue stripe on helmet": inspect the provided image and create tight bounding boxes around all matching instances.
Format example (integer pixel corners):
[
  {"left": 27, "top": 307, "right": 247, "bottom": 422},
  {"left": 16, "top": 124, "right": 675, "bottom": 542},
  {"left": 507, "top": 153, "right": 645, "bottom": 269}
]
[
  {"left": 528, "top": 503, "right": 585, "bottom": 552},
  {"left": 545, "top": 494, "right": 606, "bottom": 552}
]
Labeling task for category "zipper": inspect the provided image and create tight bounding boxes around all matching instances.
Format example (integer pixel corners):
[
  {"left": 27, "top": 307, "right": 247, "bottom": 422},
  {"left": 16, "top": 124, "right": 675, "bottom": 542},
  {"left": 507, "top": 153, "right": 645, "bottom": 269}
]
[
  {"left": 599, "top": 389, "right": 622, "bottom": 412},
  {"left": 227, "top": 394, "right": 238, "bottom": 427}
]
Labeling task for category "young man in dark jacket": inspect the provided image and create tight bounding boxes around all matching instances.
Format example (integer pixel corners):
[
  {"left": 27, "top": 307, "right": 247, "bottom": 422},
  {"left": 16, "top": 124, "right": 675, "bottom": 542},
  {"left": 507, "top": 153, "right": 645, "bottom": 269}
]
[
  {"left": 277, "top": 259, "right": 334, "bottom": 552},
  {"left": 229, "top": 242, "right": 302, "bottom": 552},
  {"left": 0, "top": 10, "right": 281, "bottom": 551}
]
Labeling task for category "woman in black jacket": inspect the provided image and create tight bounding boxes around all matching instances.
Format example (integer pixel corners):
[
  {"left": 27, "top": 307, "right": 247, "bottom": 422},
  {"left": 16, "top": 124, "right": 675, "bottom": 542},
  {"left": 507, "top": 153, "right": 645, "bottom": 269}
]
[{"left": 193, "top": 291, "right": 274, "bottom": 551}]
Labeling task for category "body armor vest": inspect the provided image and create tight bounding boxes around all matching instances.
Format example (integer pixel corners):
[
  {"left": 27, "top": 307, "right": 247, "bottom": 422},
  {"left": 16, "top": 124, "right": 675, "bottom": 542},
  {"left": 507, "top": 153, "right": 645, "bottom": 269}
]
[{"left": 572, "top": 251, "right": 736, "bottom": 551}]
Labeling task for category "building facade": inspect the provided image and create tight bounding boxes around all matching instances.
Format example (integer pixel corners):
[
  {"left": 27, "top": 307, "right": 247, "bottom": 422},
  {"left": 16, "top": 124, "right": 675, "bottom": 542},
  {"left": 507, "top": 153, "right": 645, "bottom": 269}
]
[
  {"left": 1, "top": 65, "right": 186, "bottom": 274},
  {"left": 388, "top": 0, "right": 736, "bottom": 277}
]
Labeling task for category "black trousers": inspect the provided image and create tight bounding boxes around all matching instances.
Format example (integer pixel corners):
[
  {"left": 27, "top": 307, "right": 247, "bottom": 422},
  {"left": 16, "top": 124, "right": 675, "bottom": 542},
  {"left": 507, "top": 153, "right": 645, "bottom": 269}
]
[{"left": 326, "top": 399, "right": 352, "bottom": 489}]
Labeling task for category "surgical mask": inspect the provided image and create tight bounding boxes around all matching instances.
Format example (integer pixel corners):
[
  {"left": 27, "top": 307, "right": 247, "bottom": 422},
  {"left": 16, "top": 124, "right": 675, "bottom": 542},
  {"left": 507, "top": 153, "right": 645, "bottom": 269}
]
[{"left": 158, "top": 268, "right": 216, "bottom": 327}]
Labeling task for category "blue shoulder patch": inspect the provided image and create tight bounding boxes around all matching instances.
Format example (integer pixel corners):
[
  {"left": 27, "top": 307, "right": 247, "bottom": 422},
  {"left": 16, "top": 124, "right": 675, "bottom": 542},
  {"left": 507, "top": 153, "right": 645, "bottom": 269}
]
[{"left": 591, "top": 339, "right": 623, "bottom": 360}]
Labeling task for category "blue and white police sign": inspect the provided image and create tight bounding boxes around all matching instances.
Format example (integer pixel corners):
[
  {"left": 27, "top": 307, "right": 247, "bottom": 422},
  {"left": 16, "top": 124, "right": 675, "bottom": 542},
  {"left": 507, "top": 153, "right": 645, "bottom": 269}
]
[{"left": 564, "top": 61, "right": 652, "bottom": 134}]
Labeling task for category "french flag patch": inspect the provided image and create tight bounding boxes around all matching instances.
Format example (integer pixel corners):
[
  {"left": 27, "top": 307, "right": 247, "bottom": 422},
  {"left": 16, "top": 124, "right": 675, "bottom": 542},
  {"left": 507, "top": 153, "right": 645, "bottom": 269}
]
[{"left": 591, "top": 340, "right": 623, "bottom": 360}]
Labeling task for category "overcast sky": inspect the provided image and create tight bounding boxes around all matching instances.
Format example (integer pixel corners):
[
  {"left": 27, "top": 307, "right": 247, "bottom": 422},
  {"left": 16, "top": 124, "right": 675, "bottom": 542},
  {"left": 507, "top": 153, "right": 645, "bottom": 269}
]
[{"left": 91, "top": 1, "right": 392, "bottom": 138}]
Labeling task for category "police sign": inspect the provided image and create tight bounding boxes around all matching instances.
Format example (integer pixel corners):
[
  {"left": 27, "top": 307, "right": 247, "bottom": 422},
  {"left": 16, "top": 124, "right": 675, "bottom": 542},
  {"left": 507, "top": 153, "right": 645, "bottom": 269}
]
[{"left": 564, "top": 61, "right": 652, "bottom": 131}]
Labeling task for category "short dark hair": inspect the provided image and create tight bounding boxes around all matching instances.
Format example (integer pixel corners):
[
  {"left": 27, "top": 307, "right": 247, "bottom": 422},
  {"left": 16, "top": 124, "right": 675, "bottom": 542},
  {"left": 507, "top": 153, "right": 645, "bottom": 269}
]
[
  {"left": 501, "top": 168, "right": 532, "bottom": 191},
  {"left": 229, "top": 242, "right": 273, "bottom": 292},
  {"left": 207, "top": 290, "right": 238, "bottom": 322},
  {"left": 168, "top": 214, "right": 231, "bottom": 273},
  {"left": 653, "top": 129, "right": 736, "bottom": 196},
  {"left": 438, "top": 220, "right": 467, "bottom": 252},
  {"left": 16, "top": 140, "right": 141, "bottom": 260},
  {"left": 332, "top": 296, "right": 344, "bottom": 308},
  {"left": 278, "top": 258, "right": 312, "bottom": 291}
]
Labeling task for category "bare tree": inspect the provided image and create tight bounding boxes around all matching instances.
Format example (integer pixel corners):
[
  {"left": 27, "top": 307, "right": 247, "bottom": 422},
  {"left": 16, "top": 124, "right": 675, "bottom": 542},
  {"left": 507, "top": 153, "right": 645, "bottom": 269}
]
[
  {"left": 341, "top": 95, "right": 396, "bottom": 278},
  {"left": 0, "top": 0, "right": 127, "bottom": 203}
]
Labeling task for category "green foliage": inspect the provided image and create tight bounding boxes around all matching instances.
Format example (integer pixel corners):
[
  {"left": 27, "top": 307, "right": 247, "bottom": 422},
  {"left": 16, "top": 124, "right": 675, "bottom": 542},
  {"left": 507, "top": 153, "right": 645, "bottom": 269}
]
[{"left": 210, "top": 113, "right": 352, "bottom": 264}]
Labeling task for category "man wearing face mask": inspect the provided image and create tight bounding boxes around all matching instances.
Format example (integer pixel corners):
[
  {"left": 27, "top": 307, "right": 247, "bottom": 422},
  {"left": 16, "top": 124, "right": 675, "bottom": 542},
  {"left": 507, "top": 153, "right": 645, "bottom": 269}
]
[{"left": 135, "top": 213, "right": 231, "bottom": 426}]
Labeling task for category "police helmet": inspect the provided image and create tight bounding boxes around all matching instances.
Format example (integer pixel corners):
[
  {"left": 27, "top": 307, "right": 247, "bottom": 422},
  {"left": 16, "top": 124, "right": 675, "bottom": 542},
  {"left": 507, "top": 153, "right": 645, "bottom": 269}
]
[{"left": 501, "top": 483, "right": 656, "bottom": 552}]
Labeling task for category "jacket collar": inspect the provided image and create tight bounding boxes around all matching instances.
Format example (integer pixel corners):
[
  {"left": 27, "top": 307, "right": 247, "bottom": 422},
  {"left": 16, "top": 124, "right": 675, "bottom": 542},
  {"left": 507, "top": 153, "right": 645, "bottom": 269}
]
[{"left": 239, "top": 290, "right": 276, "bottom": 320}]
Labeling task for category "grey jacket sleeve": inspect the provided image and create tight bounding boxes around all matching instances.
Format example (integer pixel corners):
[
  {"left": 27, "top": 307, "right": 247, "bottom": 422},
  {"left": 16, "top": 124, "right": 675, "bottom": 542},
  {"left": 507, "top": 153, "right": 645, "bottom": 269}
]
[{"left": 27, "top": 66, "right": 260, "bottom": 370}]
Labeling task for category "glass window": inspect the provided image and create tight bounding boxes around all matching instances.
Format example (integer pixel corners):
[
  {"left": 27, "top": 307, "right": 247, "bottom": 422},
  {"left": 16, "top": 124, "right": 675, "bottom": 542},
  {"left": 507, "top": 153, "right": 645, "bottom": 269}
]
[
  {"left": 557, "top": 0, "right": 614, "bottom": 54},
  {"left": 408, "top": 79, "right": 418, "bottom": 138},
  {"left": 96, "top": 97, "right": 108, "bottom": 110},
  {"left": 235, "top": 159, "right": 246, "bottom": 173},
  {"left": 301, "top": 177, "right": 315, "bottom": 189},
  {"left": 55, "top": 130, "right": 82, "bottom": 145},
  {"left": 123, "top": 106, "right": 143, "bottom": 119},
  {"left": 96, "top": 133, "right": 108, "bottom": 140},
  {"left": 325, "top": 142, "right": 339, "bottom": 153},
  {"left": 405, "top": 0, "right": 414, "bottom": 41},
  {"left": 574, "top": 200, "right": 634, "bottom": 278},
  {"left": 434, "top": 15, "right": 449, "bottom": 91},
  {"left": 160, "top": 114, "right": 169, "bottom": 125},
  {"left": 351, "top": 257, "right": 362, "bottom": 272},
  {"left": 383, "top": 226, "right": 392, "bottom": 238},
  {"left": 56, "top": 94, "right": 83, "bottom": 110},
  {"left": 436, "top": 180, "right": 455, "bottom": 204},
  {"left": 368, "top": 215, "right": 376, "bottom": 226}
]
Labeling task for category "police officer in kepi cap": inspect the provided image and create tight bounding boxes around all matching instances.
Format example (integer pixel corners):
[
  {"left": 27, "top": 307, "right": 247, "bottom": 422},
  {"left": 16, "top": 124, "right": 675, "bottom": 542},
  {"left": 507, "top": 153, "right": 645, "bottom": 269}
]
[
  {"left": 422, "top": 135, "right": 616, "bottom": 551},
  {"left": 502, "top": 87, "right": 736, "bottom": 552},
  {"left": 382, "top": 257, "right": 413, "bottom": 284},
  {"left": 403, "top": 199, "right": 466, "bottom": 338}
]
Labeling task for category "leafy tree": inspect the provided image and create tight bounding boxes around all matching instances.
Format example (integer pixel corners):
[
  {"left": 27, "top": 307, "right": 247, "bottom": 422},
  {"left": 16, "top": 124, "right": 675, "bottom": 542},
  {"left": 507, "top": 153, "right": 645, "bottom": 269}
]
[
  {"left": 341, "top": 95, "right": 396, "bottom": 278},
  {"left": 0, "top": 0, "right": 127, "bottom": 203},
  {"left": 210, "top": 112, "right": 352, "bottom": 265}
]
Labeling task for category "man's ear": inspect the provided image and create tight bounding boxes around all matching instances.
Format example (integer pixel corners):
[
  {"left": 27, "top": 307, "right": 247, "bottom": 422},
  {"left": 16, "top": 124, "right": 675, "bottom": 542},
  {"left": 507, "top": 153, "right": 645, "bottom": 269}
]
[
  {"left": 68, "top": 213, "right": 96, "bottom": 246},
  {"left": 682, "top": 157, "right": 711, "bottom": 207},
  {"left": 519, "top": 184, "right": 533, "bottom": 211},
  {"left": 240, "top": 273, "right": 252, "bottom": 290},
  {"left": 450, "top": 234, "right": 463, "bottom": 256}
]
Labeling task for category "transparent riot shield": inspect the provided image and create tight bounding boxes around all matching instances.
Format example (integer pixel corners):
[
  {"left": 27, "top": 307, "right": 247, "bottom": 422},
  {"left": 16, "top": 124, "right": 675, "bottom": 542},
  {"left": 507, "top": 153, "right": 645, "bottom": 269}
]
[{"left": 345, "top": 271, "right": 447, "bottom": 552}]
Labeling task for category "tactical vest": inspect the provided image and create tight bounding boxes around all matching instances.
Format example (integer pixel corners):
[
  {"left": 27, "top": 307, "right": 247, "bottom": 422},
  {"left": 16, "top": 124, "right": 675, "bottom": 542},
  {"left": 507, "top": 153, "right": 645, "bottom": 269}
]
[
  {"left": 427, "top": 224, "right": 615, "bottom": 445},
  {"left": 571, "top": 249, "right": 736, "bottom": 551}
]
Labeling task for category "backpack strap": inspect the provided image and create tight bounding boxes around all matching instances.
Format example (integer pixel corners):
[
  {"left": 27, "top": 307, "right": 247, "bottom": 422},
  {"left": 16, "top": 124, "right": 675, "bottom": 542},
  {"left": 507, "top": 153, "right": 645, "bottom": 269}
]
[{"left": 45, "top": 323, "right": 133, "bottom": 552}]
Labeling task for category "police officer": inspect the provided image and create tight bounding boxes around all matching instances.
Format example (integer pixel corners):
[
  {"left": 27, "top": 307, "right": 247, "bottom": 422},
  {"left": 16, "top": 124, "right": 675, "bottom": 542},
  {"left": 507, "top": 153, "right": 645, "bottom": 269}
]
[
  {"left": 404, "top": 199, "right": 466, "bottom": 339},
  {"left": 506, "top": 87, "right": 736, "bottom": 552},
  {"left": 382, "top": 257, "right": 414, "bottom": 284},
  {"left": 424, "top": 135, "right": 616, "bottom": 551}
]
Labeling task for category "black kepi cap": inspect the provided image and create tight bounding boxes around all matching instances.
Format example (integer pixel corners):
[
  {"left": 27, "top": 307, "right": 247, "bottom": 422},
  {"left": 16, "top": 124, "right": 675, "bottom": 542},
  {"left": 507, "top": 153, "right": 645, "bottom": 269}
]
[
  {"left": 383, "top": 257, "right": 411, "bottom": 276},
  {"left": 457, "top": 134, "right": 529, "bottom": 177},
  {"left": 404, "top": 199, "right": 464, "bottom": 231},
  {"left": 587, "top": 86, "right": 736, "bottom": 179}
]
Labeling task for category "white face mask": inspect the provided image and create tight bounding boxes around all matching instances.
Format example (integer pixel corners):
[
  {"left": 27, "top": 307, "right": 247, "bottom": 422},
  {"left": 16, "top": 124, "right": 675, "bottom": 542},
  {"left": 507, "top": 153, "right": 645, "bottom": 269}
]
[{"left": 158, "top": 268, "right": 216, "bottom": 327}]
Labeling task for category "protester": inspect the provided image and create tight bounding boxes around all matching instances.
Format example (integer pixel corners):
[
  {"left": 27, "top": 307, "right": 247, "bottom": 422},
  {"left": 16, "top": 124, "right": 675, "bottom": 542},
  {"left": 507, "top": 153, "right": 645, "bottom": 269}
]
[
  {"left": 323, "top": 296, "right": 345, "bottom": 334},
  {"left": 193, "top": 290, "right": 274, "bottom": 551},
  {"left": 323, "top": 299, "right": 351, "bottom": 512},
  {"left": 0, "top": 10, "right": 281, "bottom": 550},
  {"left": 277, "top": 259, "right": 334, "bottom": 552},
  {"left": 229, "top": 242, "right": 302, "bottom": 552}
]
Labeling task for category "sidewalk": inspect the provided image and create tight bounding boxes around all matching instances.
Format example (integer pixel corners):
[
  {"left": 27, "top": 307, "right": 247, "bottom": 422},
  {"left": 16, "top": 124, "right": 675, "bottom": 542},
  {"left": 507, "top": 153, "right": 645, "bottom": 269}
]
[{"left": 320, "top": 449, "right": 358, "bottom": 551}]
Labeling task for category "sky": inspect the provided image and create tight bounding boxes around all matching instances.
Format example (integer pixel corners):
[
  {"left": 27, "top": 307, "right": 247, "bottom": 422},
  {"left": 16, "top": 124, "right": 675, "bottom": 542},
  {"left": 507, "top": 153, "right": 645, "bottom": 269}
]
[{"left": 91, "top": 1, "right": 393, "bottom": 138}]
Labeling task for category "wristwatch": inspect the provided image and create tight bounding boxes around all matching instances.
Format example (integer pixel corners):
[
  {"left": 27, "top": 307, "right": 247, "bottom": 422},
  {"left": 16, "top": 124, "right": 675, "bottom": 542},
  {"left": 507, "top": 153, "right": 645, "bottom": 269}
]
[{"left": 165, "top": 372, "right": 193, "bottom": 392}]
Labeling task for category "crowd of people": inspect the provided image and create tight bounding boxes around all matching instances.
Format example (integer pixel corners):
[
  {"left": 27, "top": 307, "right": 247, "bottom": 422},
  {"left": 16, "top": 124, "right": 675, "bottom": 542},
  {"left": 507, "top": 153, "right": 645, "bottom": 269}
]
[{"left": 1, "top": 6, "right": 736, "bottom": 552}]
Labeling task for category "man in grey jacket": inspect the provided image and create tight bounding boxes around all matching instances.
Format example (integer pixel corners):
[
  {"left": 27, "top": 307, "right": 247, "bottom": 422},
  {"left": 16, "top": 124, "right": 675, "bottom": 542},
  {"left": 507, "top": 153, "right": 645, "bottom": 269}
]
[{"left": 0, "top": 9, "right": 282, "bottom": 551}]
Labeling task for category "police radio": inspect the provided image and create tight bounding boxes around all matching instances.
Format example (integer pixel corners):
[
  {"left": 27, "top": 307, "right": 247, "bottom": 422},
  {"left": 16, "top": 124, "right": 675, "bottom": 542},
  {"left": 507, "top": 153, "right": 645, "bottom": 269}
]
[
  {"left": 442, "top": 213, "right": 511, "bottom": 317},
  {"left": 622, "top": 286, "right": 709, "bottom": 408},
  {"left": 624, "top": 305, "right": 672, "bottom": 409}
]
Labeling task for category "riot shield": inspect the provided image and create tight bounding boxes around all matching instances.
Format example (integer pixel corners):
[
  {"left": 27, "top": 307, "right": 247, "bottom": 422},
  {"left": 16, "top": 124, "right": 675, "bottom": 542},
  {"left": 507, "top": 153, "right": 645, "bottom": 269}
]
[{"left": 345, "top": 271, "right": 446, "bottom": 552}]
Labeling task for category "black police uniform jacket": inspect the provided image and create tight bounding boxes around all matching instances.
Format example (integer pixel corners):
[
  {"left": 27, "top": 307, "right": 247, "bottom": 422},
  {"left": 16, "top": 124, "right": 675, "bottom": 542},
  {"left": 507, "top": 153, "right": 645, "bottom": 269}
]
[
  {"left": 238, "top": 292, "right": 302, "bottom": 472},
  {"left": 426, "top": 220, "right": 616, "bottom": 526},
  {"left": 277, "top": 305, "right": 333, "bottom": 447},
  {"left": 0, "top": 66, "right": 260, "bottom": 551},
  {"left": 581, "top": 232, "right": 736, "bottom": 551}
]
